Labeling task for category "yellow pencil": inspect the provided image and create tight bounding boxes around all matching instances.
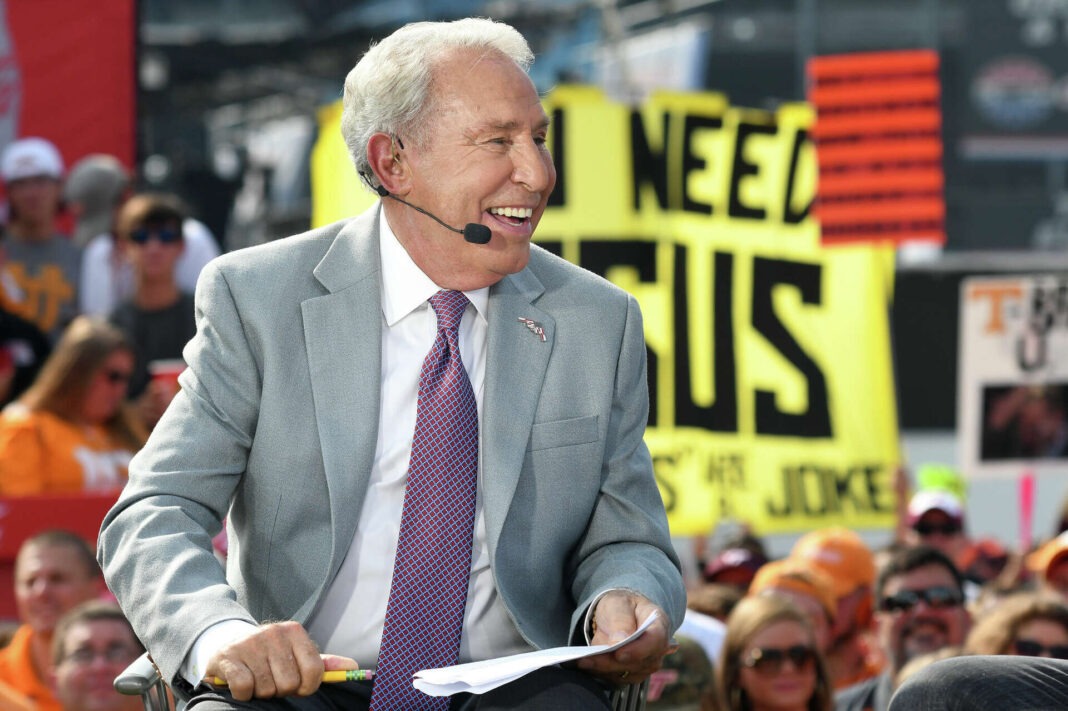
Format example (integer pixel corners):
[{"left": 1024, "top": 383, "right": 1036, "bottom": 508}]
[{"left": 211, "top": 669, "right": 374, "bottom": 685}]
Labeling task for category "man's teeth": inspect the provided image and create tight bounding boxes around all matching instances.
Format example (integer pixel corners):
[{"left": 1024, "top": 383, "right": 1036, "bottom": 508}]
[{"left": 490, "top": 207, "right": 532, "bottom": 219}]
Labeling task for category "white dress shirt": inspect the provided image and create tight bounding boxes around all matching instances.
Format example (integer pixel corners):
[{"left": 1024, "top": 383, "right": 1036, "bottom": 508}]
[{"left": 182, "top": 210, "right": 533, "bottom": 684}]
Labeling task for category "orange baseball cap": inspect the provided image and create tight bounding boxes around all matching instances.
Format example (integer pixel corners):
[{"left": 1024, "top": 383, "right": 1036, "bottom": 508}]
[
  {"left": 790, "top": 527, "right": 876, "bottom": 599},
  {"left": 749, "top": 558, "right": 837, "bottom": 621},
  {"left": 1026, "top": 532, "right": 1068, "bottom": 581}
]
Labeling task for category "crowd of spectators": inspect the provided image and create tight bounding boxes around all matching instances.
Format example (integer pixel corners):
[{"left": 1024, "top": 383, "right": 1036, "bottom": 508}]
[
  {"left": 0, "top": 136, "right": 214, "bottom": 707},
  {"left": 0, "top": 137, "right": 215, "bottom": 496},
  {"left": 642, "top": 479, "right": 1068, "bottom": 711}
]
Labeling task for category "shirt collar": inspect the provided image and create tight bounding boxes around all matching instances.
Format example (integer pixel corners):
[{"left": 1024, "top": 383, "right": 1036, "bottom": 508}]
[{"left": 379, "top": 206, "right": 488, "bottom": 326}]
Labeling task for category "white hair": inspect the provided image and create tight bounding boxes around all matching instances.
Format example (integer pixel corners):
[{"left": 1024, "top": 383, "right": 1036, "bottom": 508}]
[{"left": 341, "top": 17, "right": 534, "bottom": 192}]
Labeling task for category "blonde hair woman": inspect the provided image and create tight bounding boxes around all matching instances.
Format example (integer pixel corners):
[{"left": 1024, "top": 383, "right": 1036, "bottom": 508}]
[
  {"left": 719, "top": 595, "right": 834, "bottom": 711},
  {"left": 965, "top": 592, "right": 1068, "bottom": 658},
  {"left": 0, "top": 316, "right": 146, "bottom": 494}
]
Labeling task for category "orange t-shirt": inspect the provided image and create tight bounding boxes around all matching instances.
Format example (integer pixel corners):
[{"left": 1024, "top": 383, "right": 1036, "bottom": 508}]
[
  {"left": 0, "top": 407, "right": 135, "bottom": 495},
  {"left": 0, "top": 624, "right": 61, "bottom": 711}
]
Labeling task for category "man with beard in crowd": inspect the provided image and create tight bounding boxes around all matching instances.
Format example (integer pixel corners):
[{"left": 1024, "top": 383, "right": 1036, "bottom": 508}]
[{"left": 835, "top": 546, "right": 971, "bottom": 711}]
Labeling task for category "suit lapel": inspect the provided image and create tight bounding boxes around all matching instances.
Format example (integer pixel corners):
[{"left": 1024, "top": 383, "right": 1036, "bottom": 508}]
[
  {"left": 482, "top": 266, "right": 552, "bottom": 549},
  {"left": 302, "top": 211, "right": 383, "bottom": 571}
]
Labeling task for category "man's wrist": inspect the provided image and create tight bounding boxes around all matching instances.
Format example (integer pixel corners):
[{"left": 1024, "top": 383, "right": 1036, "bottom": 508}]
[
  {"left": 583, "top": 588, "right": 651, "bottom": 644},
  {"left": 181, "top": 619, "right": 258, "bottom": 687}
]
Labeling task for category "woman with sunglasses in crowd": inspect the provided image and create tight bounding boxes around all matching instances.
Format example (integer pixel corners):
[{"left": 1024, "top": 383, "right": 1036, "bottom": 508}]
[
  {"left": 106, "top": 192, "right": 196, "bottom": 429},
  {"left": 0, "top": 316, "right": 146, "bottom": 494},
  {"left": 964, "top": 591, "right": 1068, "bottom": 658},
  {"left": 718, "top": 594, "right": 834, "bottom": 711}
]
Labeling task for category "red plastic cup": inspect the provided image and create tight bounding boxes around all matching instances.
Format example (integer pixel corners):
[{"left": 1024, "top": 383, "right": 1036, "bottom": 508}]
[{"left": 147, "top": 358, "right": 185, "bottom": 399}]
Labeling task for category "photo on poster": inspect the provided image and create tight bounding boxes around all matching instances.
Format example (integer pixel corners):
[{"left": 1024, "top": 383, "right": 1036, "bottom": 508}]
[{"left": 980, "top": 382, "right": 1068, "bottom": 461}]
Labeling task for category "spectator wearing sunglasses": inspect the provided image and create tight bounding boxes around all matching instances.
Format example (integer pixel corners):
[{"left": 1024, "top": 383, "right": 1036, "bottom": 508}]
[
  {"left": 107, "top": 193, "right": 196, "bottom": 429},
  {"left": 903, "top": 489, "right": 967, "bottom": 563},
  {"left": 718, "top": 594, "right": 833, "bottom": 711},
  {"left": 964, "top": 592, "right": 1068, "bottom": 659},
  {"left": 0, "top": 316, "right": 146, "bottom": 495},
  {"left": 73, "top": 157, "right": 221, "bottom": 320},
  {"left": 891, "top": 602, "right": 1068, "bottom": 711},
  {"left": 905, "top": 487, "right": 1011, "bottom": 593},
  {"left": 835, "top": 545, "right": 970, "bottom": 711},
  {"left": 748, "top": 559, "right": 837, "bottom": 657}
]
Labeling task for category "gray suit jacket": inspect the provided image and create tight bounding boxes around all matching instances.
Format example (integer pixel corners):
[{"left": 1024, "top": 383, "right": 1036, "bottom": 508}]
[{"left": 97, "top": 205, "right": 685, "bottom": 685}]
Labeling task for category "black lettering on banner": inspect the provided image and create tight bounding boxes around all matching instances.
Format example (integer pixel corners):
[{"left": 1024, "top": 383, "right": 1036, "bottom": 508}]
[
  {"left": 682, "top": 114, "right": 722, "bottom": 216},
  {"left": 799, "top": 464, "right": 830, "bottom": 516},
  {"left": 766, "top": 463, "right": 888, "bottom": 518},
  {"left": 580, "top": 240, "right": 657, "bottom": 282},
  {"left": 766, "top": 467, "right": 794, "bottom": 517},
  {"left": 1028, "top": 280, "right": 1068, "bottom": 335},
  {"left": 580, "top": 240, "right": 660, "bottom": 425},
  {"left": 1017, "top": 327, "right": 1047, "bottom": 372},
  {"left": 751, "top": 257, "right": 832, "bottom": 438},
  {"left": 862, "top": 464, "right": 893, "bottom": 513},
  {"left": 834, "top": 464, "right": 870, "bottom": 513},
  {"left": 675, "top": 246, "right": 738, "bottom": 431},
  {"left": 1017, "top": 280, "right": 1068, "bottom": 371},
  {"left": 783, "top": 127, "right": 812, "bottom": 225},
  {"left": 631, "top": 110, "right": 670, "bottom": 211},
  {"left": 705, "top": 453, "right": 746, "bottom": 519},
  {"left": 548, "top": 107, "right": 566, "bottom": 208},
  {"left": 728, "top": 121, "right": 777, "bottom": 220}
]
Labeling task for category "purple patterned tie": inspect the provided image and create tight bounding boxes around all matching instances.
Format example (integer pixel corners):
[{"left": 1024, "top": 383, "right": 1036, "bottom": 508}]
[{"left": 370, "top": 290, "right": 478, "bottom": 711}]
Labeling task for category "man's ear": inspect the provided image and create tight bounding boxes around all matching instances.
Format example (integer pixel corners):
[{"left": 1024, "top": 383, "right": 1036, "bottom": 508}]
[{"left": 367, "top": 133, "right": 410, "bottom": 196}]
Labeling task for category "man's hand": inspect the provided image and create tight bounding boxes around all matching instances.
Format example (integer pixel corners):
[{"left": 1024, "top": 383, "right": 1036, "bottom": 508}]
[
  {"left": 576, "top": 590, "right": 676, "bottom": 685},
  {"left": 204, "top": 621, "right": 358, "bottom": 701}
]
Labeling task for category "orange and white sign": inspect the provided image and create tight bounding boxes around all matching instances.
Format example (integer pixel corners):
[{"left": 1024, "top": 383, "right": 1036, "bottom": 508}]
[{"left": 959, "top": 275, "right": 1068, "bottom": 476}]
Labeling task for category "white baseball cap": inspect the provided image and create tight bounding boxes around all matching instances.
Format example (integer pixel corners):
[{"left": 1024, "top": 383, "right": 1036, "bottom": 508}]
[
  {"left": 1, "top": 137, "right": 64, "bottom": 182},
  {"left": 907, "top": 489, "right": 964, "bottom": 526}
]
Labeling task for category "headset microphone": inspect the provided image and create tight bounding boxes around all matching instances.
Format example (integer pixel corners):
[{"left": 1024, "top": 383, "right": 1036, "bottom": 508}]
[{"left": 374, "top": 185, "right": 492, "bottom": 245}]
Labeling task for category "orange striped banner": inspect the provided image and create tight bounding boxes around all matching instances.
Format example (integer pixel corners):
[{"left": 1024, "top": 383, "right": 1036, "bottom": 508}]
[
  {"left": 818, "top": 169, "right": 943, "bottom": 194},
  {"left": 809, "top": 50, "right": 940, "bottom": 79},
  {"left": 815, "top": 139, "right": 942, "bottom": 165},
  {"left": 808, "top": 49, "right": 946, "bottom": 246},
  {"left": 809, "top": 79, "right": 941, "bottom": 108}
]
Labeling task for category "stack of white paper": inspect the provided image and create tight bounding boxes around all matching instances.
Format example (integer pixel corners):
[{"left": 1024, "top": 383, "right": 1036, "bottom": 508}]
[{"left": 413, "top": 611, "right": 658, "bottom": 697}]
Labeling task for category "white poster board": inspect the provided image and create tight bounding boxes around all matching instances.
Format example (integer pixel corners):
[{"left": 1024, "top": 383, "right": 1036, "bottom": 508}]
[{"left": 959, "top": 274, "right": 1068, "bottom": 477}]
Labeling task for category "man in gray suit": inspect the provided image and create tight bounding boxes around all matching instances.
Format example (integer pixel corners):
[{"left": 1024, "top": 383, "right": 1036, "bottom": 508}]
[{"left": 98, "top": 17, "right": 685, "bottom": 710}]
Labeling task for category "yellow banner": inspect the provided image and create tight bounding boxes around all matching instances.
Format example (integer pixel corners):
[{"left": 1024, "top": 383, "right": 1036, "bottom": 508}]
[{"left": 312, "top": 86, "right": 901, "bottom": 536}]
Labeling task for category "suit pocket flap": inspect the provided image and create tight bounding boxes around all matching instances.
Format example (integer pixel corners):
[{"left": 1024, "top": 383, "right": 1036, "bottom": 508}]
[{"left": 529, "top": 415, "right": 599, "bottom": 451}]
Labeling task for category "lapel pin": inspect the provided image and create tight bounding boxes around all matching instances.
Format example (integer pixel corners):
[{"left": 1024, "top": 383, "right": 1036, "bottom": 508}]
[{"left": 518, "top": 317, "right": 547, "bottom": 342}]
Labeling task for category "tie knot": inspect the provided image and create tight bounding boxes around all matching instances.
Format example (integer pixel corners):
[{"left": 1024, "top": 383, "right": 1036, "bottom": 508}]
[{"left": 429, "top": 290, "right": 469, "bottom": 332}]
